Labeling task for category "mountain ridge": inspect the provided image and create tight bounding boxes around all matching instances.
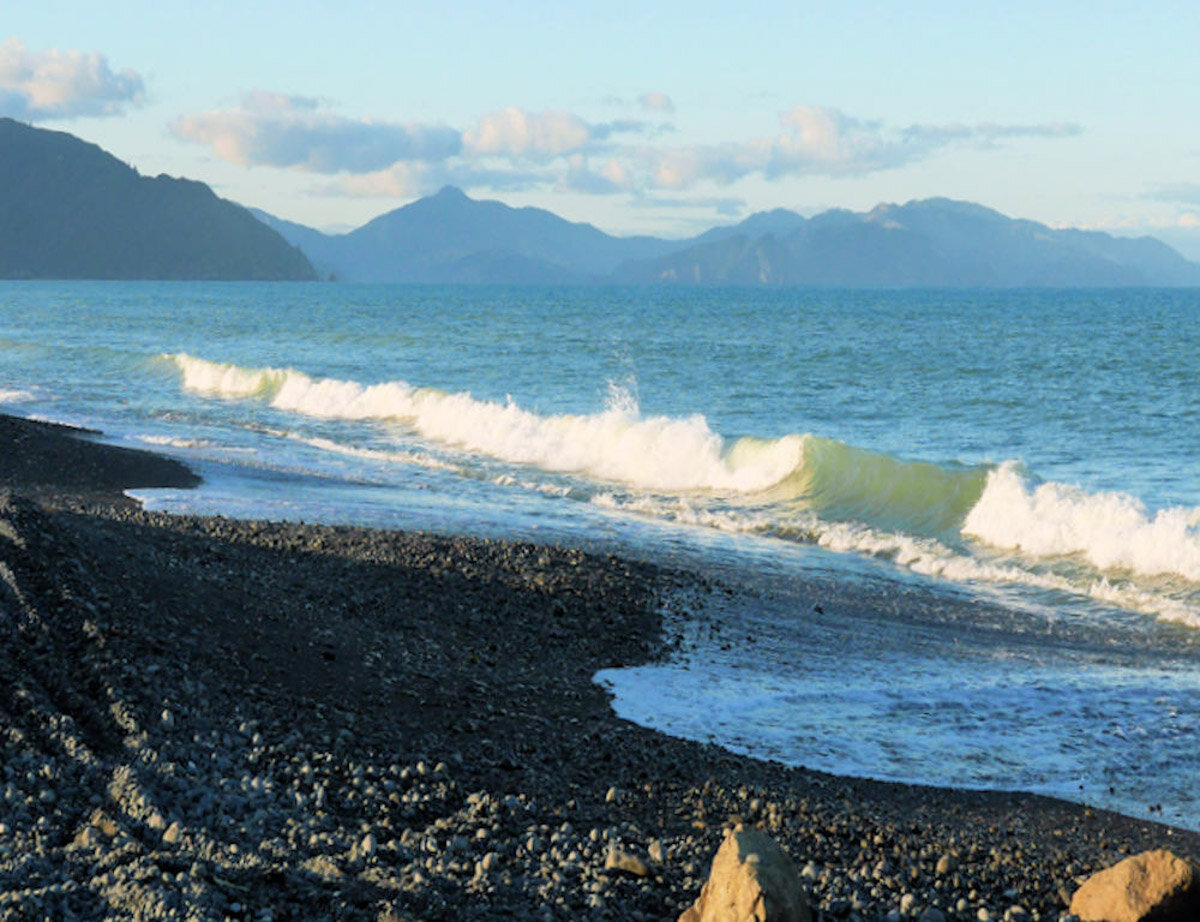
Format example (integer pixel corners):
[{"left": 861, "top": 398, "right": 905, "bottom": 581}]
[
  {"left": 258, "top": 187, "right": 1200, "bottom": 287},
  {"left": 265, "top": 185, "right": 683, "bottom": 283},
  {"left": 0, "top": 118, "right": 316, "bottom": 281}
]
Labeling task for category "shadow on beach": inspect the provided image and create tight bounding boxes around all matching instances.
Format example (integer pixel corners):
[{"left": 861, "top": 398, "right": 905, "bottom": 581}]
[{"left": 1, "top": 412, "right": 1195, "bottom": 920}]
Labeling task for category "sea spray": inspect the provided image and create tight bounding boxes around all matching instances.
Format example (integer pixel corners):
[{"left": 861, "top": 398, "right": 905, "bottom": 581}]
[{"left": 964, "top": 461, "right": 1200, "bottom": 582}]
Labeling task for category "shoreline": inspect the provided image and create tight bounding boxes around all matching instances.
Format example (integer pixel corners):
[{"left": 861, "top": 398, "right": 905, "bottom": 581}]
[{"left": 2, "top": 410, "right": 1196, "bottom": 921}]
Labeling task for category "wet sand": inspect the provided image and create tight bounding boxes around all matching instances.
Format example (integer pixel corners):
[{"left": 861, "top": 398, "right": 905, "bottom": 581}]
[{"left": 1, "top": 412, "right": 1195, "bottom": 921}]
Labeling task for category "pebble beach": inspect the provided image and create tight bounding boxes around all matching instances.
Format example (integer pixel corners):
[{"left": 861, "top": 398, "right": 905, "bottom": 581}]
[{"left": 2, "top": 412, "right": 1197, "bottom": 921}]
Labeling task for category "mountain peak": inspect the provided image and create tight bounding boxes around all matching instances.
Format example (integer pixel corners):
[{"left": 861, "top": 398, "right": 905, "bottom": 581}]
[{"left": 433, "top": 185, "right": 469, "bottom": 200}]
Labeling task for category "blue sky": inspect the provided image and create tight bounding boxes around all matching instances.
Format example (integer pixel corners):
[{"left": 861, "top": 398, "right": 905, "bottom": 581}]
[{"left": 4, "top": 1, "right": 1199, "bottom": 256}]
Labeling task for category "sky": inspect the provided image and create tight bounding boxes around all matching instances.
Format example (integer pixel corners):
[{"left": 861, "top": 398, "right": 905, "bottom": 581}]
[{"left": 4, "top": 1, "right": 1200, "bottom": 256}]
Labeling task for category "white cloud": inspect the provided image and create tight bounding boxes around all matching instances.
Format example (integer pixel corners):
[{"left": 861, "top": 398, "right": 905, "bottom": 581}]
[
  {"left": 902, "top": 120, "right": 1083, "bottom": 147},
  {"left": 462, "top": 107, "right": 593, "bottom": 159},
  {"left": 172, "top": 93, "right": 461, "bottom": 173},
  {"left": 461, "top": 107, "right": 650, "bottom": 161},
  {"left": 639, "top": 92, "right": 674, "bottom": 113},
  {"left": 638, "top": 106, "right": 1082, "bottom": 191},
  {"left": 644, "top": 143, "right": 759, "bottom": 189},
  {"left": 767, "top": 105, "right": 910, "bottom": 176},
  {"left": 1049, "top": 210, "right": 1200, "bottom": 235},
  {"left": 173, "top": 92, "right": 1080, "bottom": 209},
  {"left": 331, "top": 161, "right": 552, "bottom": 199},
  {"left": 0, "top": 37, "right": 144, "bottom": 119},
  {"left": 638, "top": 106, "right": 907, "bottom": 191},
  {"left": 335, "top": 162, "right": 440, "bottom": 198},
  {"left": 561, "top": 154, "right": 635, "bottom": 194},
  {"left": 778, "top": 105, "right": 858, "bottom": 161}
]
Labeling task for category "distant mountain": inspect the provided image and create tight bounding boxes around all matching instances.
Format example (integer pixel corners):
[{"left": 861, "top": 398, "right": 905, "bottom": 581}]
[
  {"left": 258, "top": 186, "right": 685, "bottom": 283},
  {"left": 0, "top": 119, "right": 315, "bottom": 281},
  {"left": 260, "top": 188, "right": 1200, "bottom": 287},
  {"left": 248, "top": 208, "right": 345, "bottom": 280},
  {"left": 689, "top": 207, "right": 810, "bottom": 246},
  {"left": 617, "top": 198, "right": 1200, "bottom": 287}
]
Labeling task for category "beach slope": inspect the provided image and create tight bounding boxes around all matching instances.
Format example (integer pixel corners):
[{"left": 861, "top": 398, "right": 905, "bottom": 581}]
[{"left": 1, "top": 412, "right": 1195, "bottom": 920}]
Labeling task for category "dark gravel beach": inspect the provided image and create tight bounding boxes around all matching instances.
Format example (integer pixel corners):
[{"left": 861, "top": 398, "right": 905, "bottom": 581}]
[{"left": 1, "top": 412, "right": 1196, "bottom": 921}]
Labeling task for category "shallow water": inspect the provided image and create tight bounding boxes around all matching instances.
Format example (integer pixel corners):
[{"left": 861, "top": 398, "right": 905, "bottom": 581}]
[{"left": 3, "top": 281, "right": 1200, "bottom": 827}]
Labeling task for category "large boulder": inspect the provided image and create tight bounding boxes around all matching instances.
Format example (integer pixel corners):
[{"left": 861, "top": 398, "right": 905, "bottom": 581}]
[
  {"left": 679, "top": 824, "right": 812, "bottom": 922},
  {"left": 1070, "top": 849, "right": 1200, "bottom": 922}
]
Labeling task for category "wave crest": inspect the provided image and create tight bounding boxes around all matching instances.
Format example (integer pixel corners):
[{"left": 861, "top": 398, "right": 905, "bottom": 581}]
[
  {"left": 964, "top": 461, "right": 1200, "bottom": 581},
  {"left": 166, "top": 353, "right": 1200, "bottom": 618},
  {"left": 165, "top": 353, "right": 805, "bottom": 493}
]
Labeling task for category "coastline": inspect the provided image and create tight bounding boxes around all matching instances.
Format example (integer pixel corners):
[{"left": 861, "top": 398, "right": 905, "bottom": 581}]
[{"left": 1, "top": 411, "right": 1195, "bottom": 921}]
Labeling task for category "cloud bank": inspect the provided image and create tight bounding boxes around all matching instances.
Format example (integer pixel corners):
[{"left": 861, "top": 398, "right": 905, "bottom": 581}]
[
  {"left": 640, "top": 107, "right": 1084, "bottom": 191},
  {"left": 462, "top": 108, "right": 593, "bottom": 159},
  {"left": 0, "top": 37, "right": 144, "bottom": 119},
  {"left": 171, "top": 93, "right": 461, "bottom": 173},
  {"left": 172, "top": 92, "right": 1081, "bottom": 205}
]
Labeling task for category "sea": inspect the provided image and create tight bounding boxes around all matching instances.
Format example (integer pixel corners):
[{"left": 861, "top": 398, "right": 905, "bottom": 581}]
[{"left": 3, "top": 281, "right": 1200, "bottom": 830}]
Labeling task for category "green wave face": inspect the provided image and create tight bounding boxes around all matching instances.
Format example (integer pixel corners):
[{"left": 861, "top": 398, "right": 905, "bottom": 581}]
[{"left": 776, "top": 435, "right": 991, "bottom": 538}]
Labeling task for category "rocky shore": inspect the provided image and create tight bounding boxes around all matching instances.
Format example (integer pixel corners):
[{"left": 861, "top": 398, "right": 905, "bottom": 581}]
[{"left": 1, "top": 413, "right": 1197, "bottom": 921}]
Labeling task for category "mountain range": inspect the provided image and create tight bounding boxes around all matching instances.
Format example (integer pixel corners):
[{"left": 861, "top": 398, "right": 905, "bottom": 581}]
[
  {"left": 259, "top": 186, "right": 1200, "bottom": 287},
  {"left": 0, "top": 118, "right": 315, "bottom": 281},
  {"left": 251, "top": 186, "right": 681, "bottom": 283},
  {"left": 2, "top": 117, "right": 1198, "bottom": 286}
]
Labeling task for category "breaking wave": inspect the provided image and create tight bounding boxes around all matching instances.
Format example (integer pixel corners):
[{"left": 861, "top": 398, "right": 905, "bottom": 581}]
[
  {"left": 166, "top": 353, "right": 1200, "bottom": 623},
  {"left": 964, "top": 461, "right": 1200, "bottom": 582},
  {"left": 165, "top": 352, "right": 805, "bottom": 493}
]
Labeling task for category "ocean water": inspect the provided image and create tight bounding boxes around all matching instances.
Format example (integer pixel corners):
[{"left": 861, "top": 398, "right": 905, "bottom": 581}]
[{"left": 3, "top": 281, "right": 1200, "bottom": 828}]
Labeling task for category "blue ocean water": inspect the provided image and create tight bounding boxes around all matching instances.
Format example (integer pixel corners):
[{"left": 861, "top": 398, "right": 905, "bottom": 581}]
[{"left": 3, "top": 281, "right": 1200, "bottom": 828}]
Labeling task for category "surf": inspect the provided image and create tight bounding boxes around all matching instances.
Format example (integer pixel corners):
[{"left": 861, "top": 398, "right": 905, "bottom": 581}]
[
  {"left": 165, "top": 351, "right": 1200, "bottom": 626},
  {"left": 165, "top": 352, "right": 808, "bottom": 493},
  {"left": 964, "top": 461, "right": 1200, "bottom": 583}
]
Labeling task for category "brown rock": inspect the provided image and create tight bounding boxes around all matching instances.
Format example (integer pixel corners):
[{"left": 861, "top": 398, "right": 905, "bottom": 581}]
[
  {"left": 89, "top": 809, "right": 120, "bottom": 838},
  {"left": 302, "top": 855, "right": 344, "bottom": 882},
  {"left": 606, "top": 846, "right": 653, "bottom": 878},
  {"left": 679, "top": 824, "right": 812, "bottom": 922},
  {"left": 1070, "top": 849, "right": 1200, "bottom": 922}
]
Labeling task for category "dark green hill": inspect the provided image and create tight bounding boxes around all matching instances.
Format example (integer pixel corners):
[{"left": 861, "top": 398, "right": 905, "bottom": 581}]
[{"left": 0, "top": 119, "right": 316, "bottom": 280}]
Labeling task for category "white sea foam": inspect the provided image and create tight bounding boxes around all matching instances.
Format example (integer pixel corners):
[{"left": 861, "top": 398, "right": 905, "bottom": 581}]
[
  {"left": 295, "top": 434, "right": 457, "bottom": 473},
  {"left": 166, "top": 353, "right": 806, "bottom": 493},
  {"left": 963, "top": 461, "right": 1200, "bottom": 582},
  {"left": 815, "top": 518, "right": 1200, "bottom": 627},
  {"left": 0, "top": 387, "right": 36, "bottom": 404},
  {"left": 591, "top": 492, "right": 781, "bottom": 536},
  {"left": 588, "top": 492, "right": 1200, "bottom": 623},
  {"left": 137, "top": 434, "right": 215, "bottom": 449}
]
